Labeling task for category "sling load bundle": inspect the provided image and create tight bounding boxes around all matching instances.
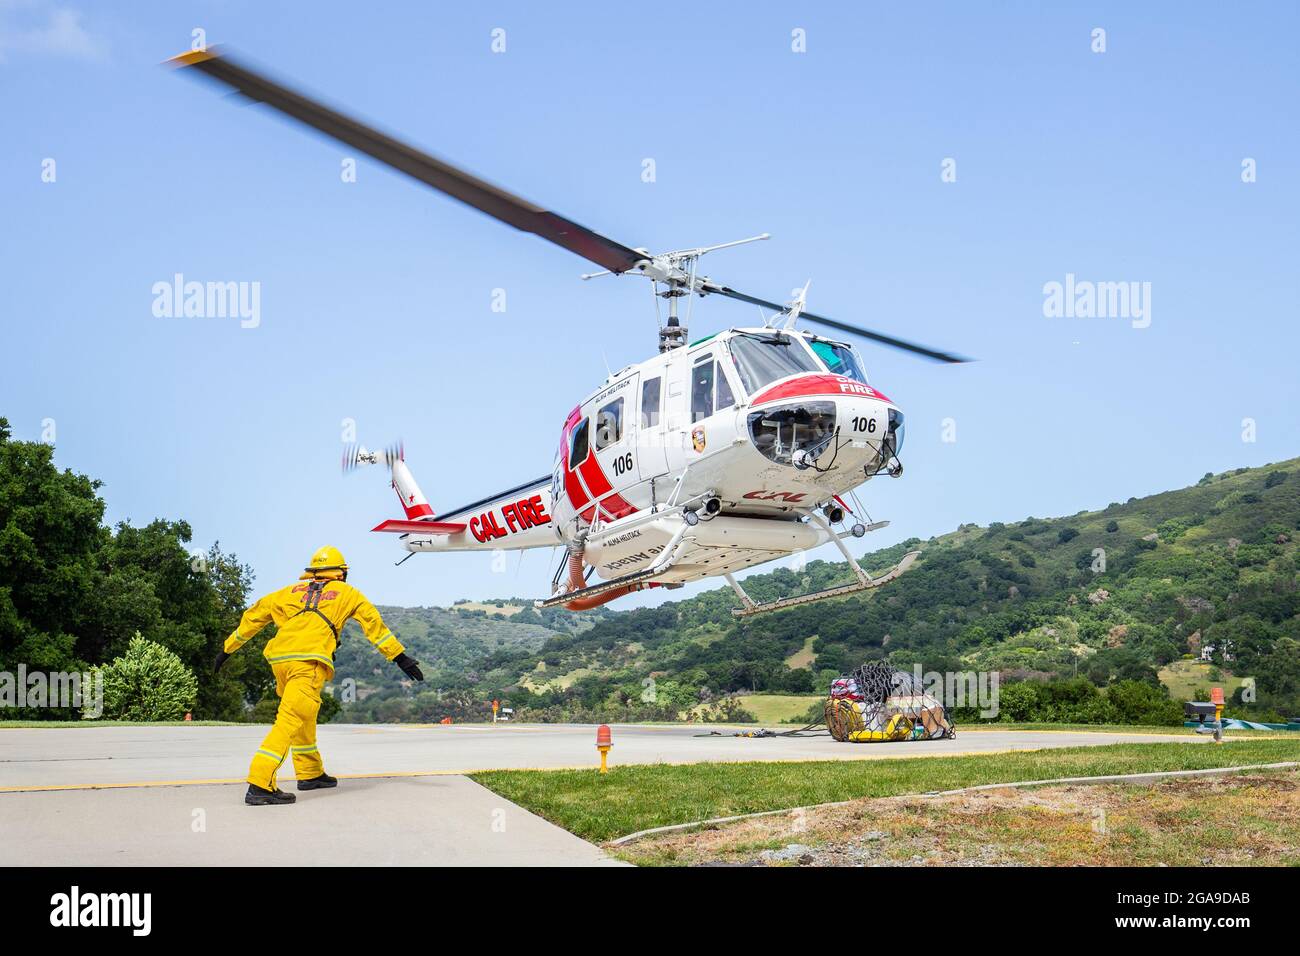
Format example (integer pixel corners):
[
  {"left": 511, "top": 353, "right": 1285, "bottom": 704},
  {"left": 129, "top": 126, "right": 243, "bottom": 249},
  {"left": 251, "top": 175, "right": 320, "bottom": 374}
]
[{"left": 824, "top": 661, "right": 955, "bottom": 743}]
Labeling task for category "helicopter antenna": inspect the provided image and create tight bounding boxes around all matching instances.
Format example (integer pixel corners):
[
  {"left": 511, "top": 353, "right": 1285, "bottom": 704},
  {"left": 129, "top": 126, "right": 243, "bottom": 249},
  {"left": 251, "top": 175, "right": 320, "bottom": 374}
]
[{"left": 782, "top": 280, "right": 812, "bottom": 330}]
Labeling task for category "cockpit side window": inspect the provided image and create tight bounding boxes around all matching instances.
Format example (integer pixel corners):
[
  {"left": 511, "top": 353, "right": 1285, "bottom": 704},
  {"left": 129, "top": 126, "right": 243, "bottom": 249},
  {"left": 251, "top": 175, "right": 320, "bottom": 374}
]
[
  {"left": 640, "top": 377, "right": 661, "bottom": 428},
  {"left": 716, "top": 361, "right": 737, "bottom": 410},
  {"left": 691, "top": 360, "right": 715, "bottom": 423},
  {"left": 810, "top": 339, "right": 868, "bottom": 383},
  {"left": 569, "top": 418, "right": 590, "bottom": 466},
  {"left": 594, "top": 398, "right": 623, "bottom": 450}
]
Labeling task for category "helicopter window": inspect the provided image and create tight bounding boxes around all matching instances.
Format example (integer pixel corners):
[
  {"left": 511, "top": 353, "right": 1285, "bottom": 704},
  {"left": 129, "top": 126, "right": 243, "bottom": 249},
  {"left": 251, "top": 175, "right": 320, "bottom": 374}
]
[
  {"left": 594, "top": 398, "right": 623, "bottom": 450},
  {"left": 640, "top": 377, "right": 661, "bottom": 428},
  {"left": 810, "top": 339, "right": 867, "bottom": 383},
  {"left": 728, "top": 333, "right": 820, "bottom": 394},
  {"left": 716, "top": 363, "right": 736, "bottom": 410},
  {"left": 569, "top": 418, "right": 590, "bottom": 466},
  {"left": 691, "top": 360, "right": 715, "bottom": 422}
]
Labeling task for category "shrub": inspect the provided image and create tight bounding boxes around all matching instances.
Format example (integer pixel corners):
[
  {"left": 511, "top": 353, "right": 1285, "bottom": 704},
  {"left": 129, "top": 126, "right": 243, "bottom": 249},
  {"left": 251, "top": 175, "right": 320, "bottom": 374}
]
[
  {"left": 93, "top": 634, "right": 198, "bottom": 721},
  {"left": 995, "top": 680, "right": 1042, "bottom": 722},
  {"left": 1106, "top": 680, "right": 1183, "bottom": 726}
]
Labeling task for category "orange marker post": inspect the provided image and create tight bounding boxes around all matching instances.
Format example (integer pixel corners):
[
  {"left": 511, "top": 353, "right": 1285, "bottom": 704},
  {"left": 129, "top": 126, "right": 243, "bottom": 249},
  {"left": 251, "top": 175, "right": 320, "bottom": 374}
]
[
  {"left": 596, "top": 724, "right": 612, "bottom": 773},
  {"left": 1210, "top": 687, "right": 1225, "bottom": 743}
]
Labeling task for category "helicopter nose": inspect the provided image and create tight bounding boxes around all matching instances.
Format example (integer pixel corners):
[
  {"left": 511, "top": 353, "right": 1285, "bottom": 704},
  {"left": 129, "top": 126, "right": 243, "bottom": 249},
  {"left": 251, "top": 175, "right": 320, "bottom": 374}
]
[
  {"left": 745, "top": 375, "right": 903, "bottom": 472},
  {"left": 746, "top": 400, "right": 838, "bottom": 468}
]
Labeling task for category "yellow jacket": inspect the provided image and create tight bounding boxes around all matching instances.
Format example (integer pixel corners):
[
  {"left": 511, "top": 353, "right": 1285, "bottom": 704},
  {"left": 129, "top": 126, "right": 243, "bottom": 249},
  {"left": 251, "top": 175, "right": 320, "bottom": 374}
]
[{"left": 224, "top": 577, "right": 404, "bottom": 674}]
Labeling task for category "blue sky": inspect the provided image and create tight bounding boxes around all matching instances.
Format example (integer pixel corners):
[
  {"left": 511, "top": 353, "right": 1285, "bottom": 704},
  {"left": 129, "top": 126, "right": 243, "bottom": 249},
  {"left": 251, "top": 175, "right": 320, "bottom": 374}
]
[{"left": 3, "top": 1, "right": 1297, "bottom": 608}]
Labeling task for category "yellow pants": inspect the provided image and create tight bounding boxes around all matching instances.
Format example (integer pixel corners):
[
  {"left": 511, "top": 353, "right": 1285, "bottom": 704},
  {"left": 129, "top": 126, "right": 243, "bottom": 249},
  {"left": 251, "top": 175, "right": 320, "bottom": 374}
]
[{"left": 247, "top": 660, "right": 329, "bottom": 790}]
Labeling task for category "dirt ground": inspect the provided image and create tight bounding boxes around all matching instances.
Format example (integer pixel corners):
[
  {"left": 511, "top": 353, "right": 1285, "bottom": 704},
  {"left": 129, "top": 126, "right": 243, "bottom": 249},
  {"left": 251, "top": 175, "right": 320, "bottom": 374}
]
[{"left": 614, "top": 770, "right": 1300, "bottom": 867}]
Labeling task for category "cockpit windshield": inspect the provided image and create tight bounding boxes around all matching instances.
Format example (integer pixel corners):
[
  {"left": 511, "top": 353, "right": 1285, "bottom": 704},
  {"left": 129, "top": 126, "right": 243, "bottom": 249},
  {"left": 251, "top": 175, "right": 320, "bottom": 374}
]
[
  {"left": 727, "top": 333, "right": 821, "bottom": 395},
  {"left": 810, "top": 338, "right": 868, "bottom": 383}
]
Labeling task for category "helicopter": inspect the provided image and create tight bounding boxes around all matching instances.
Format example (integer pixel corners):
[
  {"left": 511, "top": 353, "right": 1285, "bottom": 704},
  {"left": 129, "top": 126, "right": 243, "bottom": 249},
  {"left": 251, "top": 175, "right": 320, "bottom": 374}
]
[{"left": 172, "top": 48, "right": 969, "bottom": 616}]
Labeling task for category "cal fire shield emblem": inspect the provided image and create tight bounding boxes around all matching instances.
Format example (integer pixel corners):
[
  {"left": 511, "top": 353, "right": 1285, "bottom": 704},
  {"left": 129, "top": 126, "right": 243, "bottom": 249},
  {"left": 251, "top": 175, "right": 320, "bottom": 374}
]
[{"left": 691, "top": 425, "right": 706, "bottom": 453}]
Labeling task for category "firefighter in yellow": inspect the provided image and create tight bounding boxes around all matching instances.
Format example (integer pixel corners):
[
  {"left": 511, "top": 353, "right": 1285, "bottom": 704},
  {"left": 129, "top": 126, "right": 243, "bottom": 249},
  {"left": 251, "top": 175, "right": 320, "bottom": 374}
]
[{"left": 214, "top": 546, "right": 424, "bottom": 805}]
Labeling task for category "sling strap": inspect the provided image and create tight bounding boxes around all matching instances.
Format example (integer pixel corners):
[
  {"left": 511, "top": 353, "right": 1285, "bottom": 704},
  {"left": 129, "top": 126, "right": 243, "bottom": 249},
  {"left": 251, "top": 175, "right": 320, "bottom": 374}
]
[{"left": 292, "top": 579, "right": 340, "bottom": 646}]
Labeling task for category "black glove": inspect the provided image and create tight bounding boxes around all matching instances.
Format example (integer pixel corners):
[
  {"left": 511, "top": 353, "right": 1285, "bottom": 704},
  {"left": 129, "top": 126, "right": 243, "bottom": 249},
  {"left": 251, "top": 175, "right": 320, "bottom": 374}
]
[
  {"left": 393, "top": 652, "right": 424, "bottom": 682},
  {"left": 213, "top": 650, "right": 230, "bottom": 674}
]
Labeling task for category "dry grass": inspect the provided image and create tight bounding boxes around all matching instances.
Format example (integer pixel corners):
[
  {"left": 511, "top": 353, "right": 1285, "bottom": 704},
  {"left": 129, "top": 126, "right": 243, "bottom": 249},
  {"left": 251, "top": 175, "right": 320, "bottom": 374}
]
[{"left": 616, "top": 769, "right": 1300, "bottom": 866}]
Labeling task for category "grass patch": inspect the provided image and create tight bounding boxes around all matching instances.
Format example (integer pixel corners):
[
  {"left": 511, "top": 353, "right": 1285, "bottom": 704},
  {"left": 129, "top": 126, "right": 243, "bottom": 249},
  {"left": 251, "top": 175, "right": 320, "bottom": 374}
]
[
  {"left": 783, "top": 636, "right": 817, "bottom": 670},
  {"left": 689, "top": 694, "right": 821, "bottom": 724},
  {"left": 1158, "top": 659, "right": 1247, "bottom": 701},
  {"left": 957, "top": 721, "right": 1270, "bottom": 735},
  {"left": 470, "top": 739, "right": 1300, "bottom": 843}
]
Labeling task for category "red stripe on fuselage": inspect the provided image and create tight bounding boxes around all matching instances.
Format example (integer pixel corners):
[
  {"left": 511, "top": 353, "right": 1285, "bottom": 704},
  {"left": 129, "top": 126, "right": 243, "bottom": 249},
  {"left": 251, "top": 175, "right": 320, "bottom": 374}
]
[
  {"left": 561, "top": 405, "right": 636, "bottom": 523},
  {"left": 576, "top": 451, "right": 636, "bottom": 520},
  {"left": 751, "top": 373, "right": 892, "bottom": 407},
  {"left": 560, "top": 407, "right": 596, "bottom": 521}
]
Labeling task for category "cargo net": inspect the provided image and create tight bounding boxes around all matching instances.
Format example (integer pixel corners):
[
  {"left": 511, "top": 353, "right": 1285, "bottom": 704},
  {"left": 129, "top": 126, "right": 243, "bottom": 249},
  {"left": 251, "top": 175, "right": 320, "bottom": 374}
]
[{"left": 824, "top": 661, "right": 955, "bottom": 743}]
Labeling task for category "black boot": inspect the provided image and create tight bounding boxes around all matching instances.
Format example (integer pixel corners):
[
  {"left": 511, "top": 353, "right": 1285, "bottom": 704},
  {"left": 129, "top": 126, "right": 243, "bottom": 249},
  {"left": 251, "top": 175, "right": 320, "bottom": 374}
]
[
  {"left": 297, "top": 773, "right": 338, "bottom": 791},
  {"left": 245, "top": 783, "right": 296, "bottom": 805}
]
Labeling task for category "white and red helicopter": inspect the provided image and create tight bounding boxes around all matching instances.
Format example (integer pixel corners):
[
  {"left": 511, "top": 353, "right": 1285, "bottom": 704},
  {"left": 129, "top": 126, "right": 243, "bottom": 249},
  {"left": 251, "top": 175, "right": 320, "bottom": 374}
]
[{"left": 175, "top": 49, "right": 969, "bottom": 616}]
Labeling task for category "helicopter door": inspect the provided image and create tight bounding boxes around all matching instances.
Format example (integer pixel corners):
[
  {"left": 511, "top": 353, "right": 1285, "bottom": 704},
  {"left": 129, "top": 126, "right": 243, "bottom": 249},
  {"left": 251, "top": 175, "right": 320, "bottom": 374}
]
[
  {"left": 589, "top": 379, "right": 639, "bottom": 521},
  {"left": 635, "top": 371, "right": 671, "bottom": 481}
]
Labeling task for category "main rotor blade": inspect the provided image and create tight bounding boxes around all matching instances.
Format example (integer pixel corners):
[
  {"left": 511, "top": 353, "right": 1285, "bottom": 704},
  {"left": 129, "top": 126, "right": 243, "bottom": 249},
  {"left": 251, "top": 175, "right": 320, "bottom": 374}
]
[
  {"left": 169, "top": 49, "right": 648, "bottom": 275},
  {"left": 701, "top": 282, "right": 971, "bottom": 364}
]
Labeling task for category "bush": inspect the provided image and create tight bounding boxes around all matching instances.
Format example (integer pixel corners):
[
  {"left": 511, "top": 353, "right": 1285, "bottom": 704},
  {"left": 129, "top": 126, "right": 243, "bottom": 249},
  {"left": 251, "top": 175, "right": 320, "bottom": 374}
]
[
  {"left": 697, "top": 697, "right": 758, "bottom": 723},
  {"left": 996, "top": 680, "right": 1042, "bottom": 722},
  {"left": 1106, "top": 680, "right": 1183, "bottom": 726},
  {"left": 93, "top": 634, "right": 198, "bottom": 721},
  {"left": 987, "top": 676, "right": 1182, "bottom": 726},
  {"left": 1105, "top": 520, "right": 1119, "bottom": 533}
]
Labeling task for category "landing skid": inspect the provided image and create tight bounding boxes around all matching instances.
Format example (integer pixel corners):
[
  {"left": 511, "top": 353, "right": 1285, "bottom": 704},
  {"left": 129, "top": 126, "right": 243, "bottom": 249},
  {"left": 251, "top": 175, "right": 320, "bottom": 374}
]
[
  {"left": 727, "top": 550, "right": 919, "bottom": 616},
  {"left": 729, "top": 512, "right": 920, "bottom": 616},
  {"left": 535, "top": 523, "right": 691, "bottom": 610},
  {"left": 534, "top": 563, "right": 662, "bottom": 609}
]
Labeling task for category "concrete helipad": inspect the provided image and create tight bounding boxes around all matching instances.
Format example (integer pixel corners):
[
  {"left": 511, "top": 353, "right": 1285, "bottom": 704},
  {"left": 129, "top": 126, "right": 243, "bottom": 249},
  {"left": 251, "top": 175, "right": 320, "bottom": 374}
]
[{"left": 0, "top": 723, "right": 1199, "bottom": 866}]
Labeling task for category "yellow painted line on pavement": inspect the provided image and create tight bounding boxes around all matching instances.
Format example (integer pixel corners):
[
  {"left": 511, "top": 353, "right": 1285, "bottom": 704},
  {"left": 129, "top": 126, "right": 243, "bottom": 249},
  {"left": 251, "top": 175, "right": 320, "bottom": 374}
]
[
  {"left": 0, "top": 738, "right": 1223, "bottom": 794},
  {"left": 0, "top": 769, "right": 573, "bottom": 794}
]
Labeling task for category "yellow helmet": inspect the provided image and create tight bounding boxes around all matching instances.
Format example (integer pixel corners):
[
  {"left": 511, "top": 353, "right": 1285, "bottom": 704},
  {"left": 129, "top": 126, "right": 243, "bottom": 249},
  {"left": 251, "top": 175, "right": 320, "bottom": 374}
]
[{"left": 303, "top": 545, "right": 348, "bottom": 580}]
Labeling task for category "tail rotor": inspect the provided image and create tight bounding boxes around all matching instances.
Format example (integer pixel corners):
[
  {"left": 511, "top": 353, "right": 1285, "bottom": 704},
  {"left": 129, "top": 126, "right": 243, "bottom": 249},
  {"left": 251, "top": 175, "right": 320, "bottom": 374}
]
[{"left": 342, "top": 441, "right": 404, "bottom": 475}]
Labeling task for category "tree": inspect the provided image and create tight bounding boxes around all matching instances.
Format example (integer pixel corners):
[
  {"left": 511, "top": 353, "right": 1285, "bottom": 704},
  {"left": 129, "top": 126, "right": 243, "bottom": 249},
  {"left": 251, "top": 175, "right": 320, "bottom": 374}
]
[
  {"left": 0, "top": 418, "right": 256, "bottom": 720},
  {"left": 1255, "top": 637, "right": 1300, "bottom": 702},
  {"left": 1106, "top": 680, "right": 1182, "bottom": 725},
  {"left": 0, "top": 417, "right": 108, "bottom": 679},
  {"left": 94, "top": 634, "right": 198, "bottom": 721}
]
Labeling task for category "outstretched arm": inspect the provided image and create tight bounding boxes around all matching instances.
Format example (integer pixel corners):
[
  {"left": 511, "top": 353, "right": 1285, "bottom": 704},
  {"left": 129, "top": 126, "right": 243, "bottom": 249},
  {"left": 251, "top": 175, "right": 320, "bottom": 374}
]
[
  {"left": 214, "top": 595, "right": 275, "bottom": 672},
  {"left": 351, "top": 593, "right": 424, "bottom": 681}
]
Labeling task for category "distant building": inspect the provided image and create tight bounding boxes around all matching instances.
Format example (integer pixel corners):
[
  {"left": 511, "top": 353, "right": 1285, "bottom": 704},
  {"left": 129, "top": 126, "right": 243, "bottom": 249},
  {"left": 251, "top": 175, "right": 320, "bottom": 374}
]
[{"left": 1201, "top": 642, "right": 1234, "bottom": 663}]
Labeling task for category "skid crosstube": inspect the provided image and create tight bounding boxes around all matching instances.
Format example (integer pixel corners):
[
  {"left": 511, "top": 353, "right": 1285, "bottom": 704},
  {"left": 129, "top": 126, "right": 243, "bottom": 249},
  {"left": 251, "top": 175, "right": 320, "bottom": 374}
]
[{"left": 728, "top": 550, "right": 920, "bottom": 617}]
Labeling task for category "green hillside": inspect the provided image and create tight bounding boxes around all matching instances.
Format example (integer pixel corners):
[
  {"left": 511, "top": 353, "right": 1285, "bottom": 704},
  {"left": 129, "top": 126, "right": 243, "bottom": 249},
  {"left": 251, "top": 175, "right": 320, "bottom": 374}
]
[
  {"left": 331, "top": 601, "right": 615, "bottom": 718},
  {"left": 439, "top": 458, "right": 1300, "bottom": 724}
]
